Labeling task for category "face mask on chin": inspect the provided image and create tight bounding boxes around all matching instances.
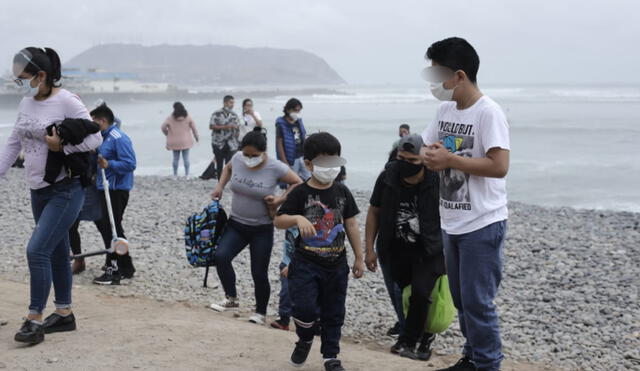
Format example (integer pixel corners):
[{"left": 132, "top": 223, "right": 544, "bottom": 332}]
[
  {"left": 430, "top": 82, "right": 455, "bottom": 101},
  {"left": 312, "top": 166, "right": 341, "bottom": 184}
]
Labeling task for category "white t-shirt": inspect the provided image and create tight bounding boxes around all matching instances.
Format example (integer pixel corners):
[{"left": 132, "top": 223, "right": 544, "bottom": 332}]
[
  {"left": 239, "top": 111, "right": 262, "bottom": 139},
  {"left": 422, "top": 96, "right": 510, "bottom": 235}
]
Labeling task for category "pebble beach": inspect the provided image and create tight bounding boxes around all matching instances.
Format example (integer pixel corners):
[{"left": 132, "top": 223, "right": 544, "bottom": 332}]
[{"left": 1, "top": 170, "right": 639, "bottom": 371}]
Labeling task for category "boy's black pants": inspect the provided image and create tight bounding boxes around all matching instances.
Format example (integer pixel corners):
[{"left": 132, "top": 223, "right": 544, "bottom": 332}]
[
  {"left": 289, "top": 256, "right": 349, "bottom": 359},
  {"left": 95, "top": 189, "right": 135, "bottom": 275}
]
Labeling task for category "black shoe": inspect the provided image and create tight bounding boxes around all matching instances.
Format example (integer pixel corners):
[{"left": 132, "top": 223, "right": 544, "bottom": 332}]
[
  {"left": 290, "top": 340, "right": 313, "bottom": 367},
  {"left": 120, "top": 269, "right": 135, "bottom": 279},
  {"left": 324, "top": 359, "right": 345, "bottom": 371},
  {"left": 416, "top": 333, "right": 435, "bottom": 361},
  {"left": 386, "top": 321, "right": 401, "bottom": 337},
  {"left": 436, "top": 356, "right": 476, "bottom": 371},
  {"left": 43, "top": 312, "right": 76, "bottom": 334},
  {"left": 93, "top": 268, "right": 121, "bottom": 285},
  {"left": 399, "top": 345, "right": 421, "bottom": 361},
  {"left": 390, "top": 340, "right": 406, "bottom": 354},
  {"left": 14, "top": 319, "right": 44, "bottom": 344}
]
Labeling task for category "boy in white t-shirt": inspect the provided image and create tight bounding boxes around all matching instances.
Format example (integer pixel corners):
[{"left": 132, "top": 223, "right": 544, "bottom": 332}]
[{"left": 420, "top": 37, "right": 510, "bottom": 371}]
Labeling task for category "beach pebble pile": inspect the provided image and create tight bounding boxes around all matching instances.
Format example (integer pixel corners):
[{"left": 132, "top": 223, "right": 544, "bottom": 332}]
[{"left": 1, "top": 171, "right": 638, "bottom": 370}]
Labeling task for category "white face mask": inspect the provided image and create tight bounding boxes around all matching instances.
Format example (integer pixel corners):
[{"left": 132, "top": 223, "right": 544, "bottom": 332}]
[
  {"left": 312, "top": 166, "right": 341, "bottom": 184},
  {"left": 288, "top": 112, "right": 299, "bottom": 121},
  {"left": 16, "top": 76, "right": 40, "bottom": 97},
  {"left": 430, "top": 82, "right": 455, "bottom": 101},
  {"left": 242, "top": 154, "right": 263, "bottom": 168}
]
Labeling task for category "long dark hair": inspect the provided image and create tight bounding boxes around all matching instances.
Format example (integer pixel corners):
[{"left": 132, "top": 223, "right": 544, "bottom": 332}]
[
  {"left": 13, "top": 47, "right": 62, "bottom": 98},
  {"left": 242, "top": 98, "right": 253, "bottom": 114},
  {"left": 172, "top": 101, "right": 187, "bottom": 119}
]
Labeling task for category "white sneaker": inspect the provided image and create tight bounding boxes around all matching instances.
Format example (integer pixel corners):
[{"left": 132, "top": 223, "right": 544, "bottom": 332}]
[
  {"left": 248, "top": 313, "right": 265, "bottom": 325},
  {"left": 210, "top": 297, "right": 239, "bottom": 312}
]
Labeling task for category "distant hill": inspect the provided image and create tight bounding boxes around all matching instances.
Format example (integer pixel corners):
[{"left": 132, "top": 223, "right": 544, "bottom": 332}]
[{"left": 65, "top": 44, "right": 346, "bottom": 86}]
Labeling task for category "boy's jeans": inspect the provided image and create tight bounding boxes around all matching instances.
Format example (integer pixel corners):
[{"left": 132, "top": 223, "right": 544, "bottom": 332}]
[
  {"left": 278, "top": 262, "right": 292, "bottom": 322},
  {"left": 442, "top": 220, "right": 507, "bottom": 371},
  {"left": 289, "top": 257, "right": 349, "bottom": 359}
]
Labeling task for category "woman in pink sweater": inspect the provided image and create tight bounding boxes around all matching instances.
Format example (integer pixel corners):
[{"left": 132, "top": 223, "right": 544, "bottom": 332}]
[{"left": 161, "top": 102, "right": 199, "bottom": 177}]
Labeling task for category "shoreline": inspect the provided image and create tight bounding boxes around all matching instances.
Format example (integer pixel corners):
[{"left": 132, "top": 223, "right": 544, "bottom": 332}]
[{"left": 1, "top": 171, "right": 639, "bottom": 370}]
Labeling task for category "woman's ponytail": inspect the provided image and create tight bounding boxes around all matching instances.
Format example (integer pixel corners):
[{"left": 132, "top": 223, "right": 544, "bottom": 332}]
[{"left": 43, "top": 47, "right": 62, "bottom": 86}]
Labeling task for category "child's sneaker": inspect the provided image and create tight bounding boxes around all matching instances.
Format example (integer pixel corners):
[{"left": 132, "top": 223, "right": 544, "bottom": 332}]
[
  {"left": 290, "top": 340, "right": 313, "bottom": 367},
  {"left": 270, "top": 318, "right": 290, "bottom": 331},
  {"left": 93, "top": 267, "right": 121, "bottom": 285},
  {"left": 416, "top": 333, "right": 436, "bottom": 361},
  {"left": 248, "top": 313, "right": 265, "bottom": 325},
  {"left": 324, "top": 359, "right": 345, "bottom": 371},
  {"left": 209, "top": 297, "right": 239, "bottom": 312}
]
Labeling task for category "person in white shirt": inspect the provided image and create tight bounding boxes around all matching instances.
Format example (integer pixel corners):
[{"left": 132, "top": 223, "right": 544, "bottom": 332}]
[
  {"left": 420, "top": 37, "right": 510, "bottom": 371},
  {"left": 240, "top": 98, "right": 263, "bottom": 140}
]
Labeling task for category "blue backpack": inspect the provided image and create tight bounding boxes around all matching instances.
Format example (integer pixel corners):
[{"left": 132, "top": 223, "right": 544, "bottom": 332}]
[{"left": 184, "top": 200, "right": 227, "bottom": 287}]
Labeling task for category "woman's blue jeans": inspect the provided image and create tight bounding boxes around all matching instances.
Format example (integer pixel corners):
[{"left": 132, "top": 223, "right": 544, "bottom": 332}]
[{"left": 27, "top": 179, "right": 84, "bottom": 315}]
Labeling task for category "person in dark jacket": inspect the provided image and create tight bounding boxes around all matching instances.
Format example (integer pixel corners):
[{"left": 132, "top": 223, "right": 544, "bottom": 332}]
[
  {"left": 89, "top": 103, "right": 137, "bottom": 285},
  {"left": 365, "top": 134, "right": 445, "bottom": 361}
]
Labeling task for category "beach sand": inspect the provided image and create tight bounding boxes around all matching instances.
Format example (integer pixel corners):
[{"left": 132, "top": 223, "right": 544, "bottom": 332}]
[
  {"left": 0, "top": 170, "right": 638, "bottom": 370},
  {"left": 0, "top": 280, "right": 552, "bottom": 371}
]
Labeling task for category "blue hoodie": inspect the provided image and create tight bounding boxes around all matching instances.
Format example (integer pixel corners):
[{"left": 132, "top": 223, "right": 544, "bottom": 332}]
[{"left": 96, "top": 124, "right": 136, "bottom": 191}]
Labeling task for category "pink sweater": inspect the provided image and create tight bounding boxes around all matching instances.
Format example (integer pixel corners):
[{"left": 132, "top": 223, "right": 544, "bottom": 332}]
[{"left": 161, "top": 115, "right": 199, "bottom": 150}]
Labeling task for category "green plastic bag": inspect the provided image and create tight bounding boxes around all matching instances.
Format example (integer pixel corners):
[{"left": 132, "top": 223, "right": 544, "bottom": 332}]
[{"left": 402, "top": 275, "right": 456, "bottom": 334}]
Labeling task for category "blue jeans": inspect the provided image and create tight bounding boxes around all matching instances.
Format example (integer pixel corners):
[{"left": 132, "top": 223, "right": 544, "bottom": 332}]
[
  {"left": 377, "top": 247, "right": 405, "bottom": 331},
  {"left": 289, "top": 256, "right": 349, "bottom": 359},
  {"left": 277, "top": 262, "right": 292, "bottom": 321},
  {"left": 443, "top": 220, "right": 507, "bottom": 371},
  {"left": 28, "top": 179, "right": 85, "bottom": 314},
  {"left": 215, "top": 219, "right": 274, "bottom": 315},
  {"left": 172, "top": 149, "right": 190, "bottom": 176}
]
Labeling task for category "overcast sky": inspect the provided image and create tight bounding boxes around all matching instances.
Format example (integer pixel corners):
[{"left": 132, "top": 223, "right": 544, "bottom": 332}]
[{"left": 1, "top": 0, "right": 638, "bottom": 85}]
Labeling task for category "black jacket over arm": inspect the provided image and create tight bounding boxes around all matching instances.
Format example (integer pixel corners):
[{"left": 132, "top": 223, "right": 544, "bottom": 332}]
[{"left": 44, "top": 118, "right": 100, "bottom": 186}]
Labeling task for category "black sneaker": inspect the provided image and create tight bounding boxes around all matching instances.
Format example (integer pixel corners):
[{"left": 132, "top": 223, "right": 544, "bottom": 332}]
[
  {"left": 416, "top": 333, "right": 436, "bottom": 361},
  {"left": 390, "top": 340, "right": 406, "bottom": 354},
  {"left": 399, "top": 345, "right": 421, "bottom": 361},
  {"left": 43, "top": 312, "right": 76, "bottom": 334},
  {"left": 290, "top": 340, "right": 313, "bottom": 367},
  {"left": 435, "top": 356, "right": 476, "bottom": 371},
  {"left": 93, "top": 268, "right": 121, "bottom": 285},
  {"left": 386, "top": 321, "right": 401, "bottom": 337},
  {"left": 120, "top": 269, "right": 135, "bottom": 279},
  {"left": 14, "top": 319, "right": 44, "bottom": 344},
  {"left": 324, "top": 359, "right": 345, "bottom": 371}
]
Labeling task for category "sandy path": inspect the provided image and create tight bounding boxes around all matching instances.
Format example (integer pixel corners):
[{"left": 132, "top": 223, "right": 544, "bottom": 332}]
[{"left": 0, "top": 280, "right": 552, "bottom": 371}]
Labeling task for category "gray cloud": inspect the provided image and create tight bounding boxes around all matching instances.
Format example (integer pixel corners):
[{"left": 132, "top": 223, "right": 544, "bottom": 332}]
[{"left": 1, "top": 0, "right": 638, "bottom": 85}]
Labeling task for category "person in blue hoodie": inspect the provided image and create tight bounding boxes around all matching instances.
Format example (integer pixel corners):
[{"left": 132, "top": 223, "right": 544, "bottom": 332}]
[
  {"left": 89, "top": 103, "right": 137, "bottom": 285},
  {"left": 275, "top": 98, "right": 309, "bottom": 183}
]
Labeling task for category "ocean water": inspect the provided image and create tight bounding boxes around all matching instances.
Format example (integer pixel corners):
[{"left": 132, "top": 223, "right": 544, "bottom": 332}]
[{"left": 1, "top": 84, "right": 639, "bottom": 212}]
